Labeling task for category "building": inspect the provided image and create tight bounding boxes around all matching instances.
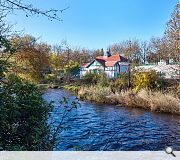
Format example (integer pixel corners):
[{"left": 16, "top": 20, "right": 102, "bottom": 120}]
[
  {"left": 135, "top": 60, "right": 180, "bottom": 79},
  {"left": 80, "top": 50, "right": 130, "bottom": 78}
]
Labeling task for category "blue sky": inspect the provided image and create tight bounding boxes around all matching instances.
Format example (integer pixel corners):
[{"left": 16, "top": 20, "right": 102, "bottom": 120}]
[{"left": 6, "top": 0, "right": 178, "bottom": 50}]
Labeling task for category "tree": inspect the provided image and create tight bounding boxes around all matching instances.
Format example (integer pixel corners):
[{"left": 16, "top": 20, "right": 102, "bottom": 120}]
[
  {"left": 0, "top": 74, "right": 53, "bottom": 150},
  {"left": 64, "top": 60, "right": 80, "bottom": 76},
  {"left": 50, "top": 53, "right": 61, "bottom": 74},
  {"left": 164, "top": 2, "right": 180, "bottom": 62},
  {"left": 139, "top": 41, "right": 150, "bottom": 64},
  {"left": 148, "top": 37, "right": 169, "bottom": 63},
  {"left": 11, "top": 35, "right": 50, "bottom": 83},
  {"left": 0, "top": 34, "right": 79, "bottom": 152},
  {"left": 0, "top": 0, "right": 81, "bottom": 151},
  {"left": 92, "top": 48, "right": 104, "bottom": 58},
  {"left": 109, "top": 39, "right": 141, "bottom": 65}
]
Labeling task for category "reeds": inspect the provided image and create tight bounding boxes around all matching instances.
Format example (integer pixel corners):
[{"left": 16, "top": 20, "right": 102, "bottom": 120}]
[{"left": 78, "top": 86, "right": 180, "bottom": 114}]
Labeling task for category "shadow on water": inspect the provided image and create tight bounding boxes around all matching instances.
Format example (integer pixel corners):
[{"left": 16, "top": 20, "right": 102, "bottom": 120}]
[{"left": 43, "top": 89, "right": 180, "bottom": 151}]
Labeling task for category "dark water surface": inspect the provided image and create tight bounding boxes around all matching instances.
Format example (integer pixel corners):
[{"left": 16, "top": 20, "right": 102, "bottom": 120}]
[{"left": 43, "top": 89, "right": 180, "bottom": 151}]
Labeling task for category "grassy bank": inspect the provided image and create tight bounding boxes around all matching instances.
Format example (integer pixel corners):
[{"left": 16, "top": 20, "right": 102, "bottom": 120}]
[
  {"left": 63, "top": 84, "right": 81, "bottom": 93},
  {"left": 78, "top": 85, "right": 180, "bottom": 115}
]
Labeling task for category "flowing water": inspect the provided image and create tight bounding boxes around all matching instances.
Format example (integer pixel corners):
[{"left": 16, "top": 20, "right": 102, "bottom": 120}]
[{"left": 43, "top": 89, "right": 180, "bottom": 151}]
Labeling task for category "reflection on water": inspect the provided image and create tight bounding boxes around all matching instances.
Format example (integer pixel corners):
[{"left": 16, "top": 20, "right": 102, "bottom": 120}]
[{"left": 43, "top": 89, "right": 180, "bottom": 151}]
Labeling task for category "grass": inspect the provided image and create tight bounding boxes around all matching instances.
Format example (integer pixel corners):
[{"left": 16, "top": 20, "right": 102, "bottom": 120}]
[
  {"left": 37, "top": 84, "right": 50, "bottom": 91},
  {"left": 78, "top": 86, "right": 180, "bottom": 115},
  {"left": 78, "top": 85, "right": 112, "bottom": 103},
  {"left": 63, "top": 85, "right": 81, "bottom": 93}
]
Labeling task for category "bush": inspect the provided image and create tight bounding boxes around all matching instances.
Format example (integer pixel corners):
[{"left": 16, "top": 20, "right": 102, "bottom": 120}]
[
  {"left": 97, "top": 73, "right": 109, "bottom": 87},
  {"left": 0, "top": 74, "right": 53, "bottom": 150},
  {"left": 81, "top": 73, "right": 109, "bottom": 86},
  {"left": 44, "top": 74, "right": 56, "bottom": 83},
  {"left": 133, "top": 71, "right": 159, "bottom": 92},
  {"left": 110, "top": 73, "right": 129, "bottom": 92},
  {"left": 81, "top": 73, "right": 97, "bottom": 85}
]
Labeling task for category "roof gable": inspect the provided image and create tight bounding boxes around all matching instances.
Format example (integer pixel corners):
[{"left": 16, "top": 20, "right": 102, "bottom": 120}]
[
  {"left": 85, "top": 59, "right": 105, "bottom": 68},
  {"left": 81, "top": 54, "right": 128, "bottom": 68}
]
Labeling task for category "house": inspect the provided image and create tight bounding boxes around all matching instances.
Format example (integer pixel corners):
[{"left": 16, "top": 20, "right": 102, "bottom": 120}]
[{"left": 80, "top": 50, "right": 130, "bottom": 78}]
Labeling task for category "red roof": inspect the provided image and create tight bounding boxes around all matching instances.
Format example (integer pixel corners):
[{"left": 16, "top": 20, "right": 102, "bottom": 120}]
[
  {"left": 82, "top": 54, "right": 128, "bottom": 68},
  {"left": 107, "top": 54, "right": 128, "bottom": 62},
  {"left": 96, "top": 56, "right": 106, "bottom": 60},
  {"left": 81, "top": 62, "right": 90, "bottom": 68},
  {"left": 96, "top": 54, "right": 128, "bottom": 62},
  {"left": 105, "top": 61, "right": 117, "bottom": 67}
]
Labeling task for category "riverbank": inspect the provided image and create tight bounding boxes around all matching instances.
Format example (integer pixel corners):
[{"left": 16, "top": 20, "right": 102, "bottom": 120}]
[
  {"left": 77, "top": 85, "right": 180, "bottom": 115},
  {"left": 38, "top": 83, "right": 180, "bottom": 115}
]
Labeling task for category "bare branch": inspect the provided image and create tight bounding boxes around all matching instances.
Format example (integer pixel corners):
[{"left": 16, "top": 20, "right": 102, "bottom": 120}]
[{"left": 0, "top": 0, "right": 69, "bottom": 21}]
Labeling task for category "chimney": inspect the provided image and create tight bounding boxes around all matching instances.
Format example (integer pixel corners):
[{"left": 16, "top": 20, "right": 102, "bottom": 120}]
[{"left": 104, "top": 48, "right": 111, "bottom": 58}]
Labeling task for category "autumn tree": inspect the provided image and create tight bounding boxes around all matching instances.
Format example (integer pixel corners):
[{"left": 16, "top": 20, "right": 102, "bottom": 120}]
[
  {"left": 64, "top": 60, "right": 80, "bottom": 77},
  {"left": 50, "top": 44, "right": 91, "bottom": 80},
  {"left": 50, "top": 53, "right": 61, "bottom": 74},
  {"left": 147, "top": 37, "right": 169, "bottom": 63},
  {"left": 92, "top": 48, "right": 104, "bottom": 59},
  {"left": 11, "top": 35, "right": 50, "bottom": 83},
  {"left": 139, "top": 41, "right": 151, "bottom": 64},
  {"left": 164, "top": 2, "right": 180, "bottom": 62},
  {"left": 109, "top": 39, "right": 141, "bottom": 65}
]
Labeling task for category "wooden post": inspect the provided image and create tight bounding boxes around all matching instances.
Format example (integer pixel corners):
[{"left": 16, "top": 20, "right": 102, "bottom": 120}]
[{"left": 128, "top": 62, "right": 131, "bottom": 88}]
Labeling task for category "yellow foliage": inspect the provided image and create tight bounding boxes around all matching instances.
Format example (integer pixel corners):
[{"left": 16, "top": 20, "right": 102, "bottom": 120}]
[
  {"left": 17, "top": 73, "right": 39, "bottom": 83},
  {"left": 133, "top": 71, "right": 158, "bottom": 92}
]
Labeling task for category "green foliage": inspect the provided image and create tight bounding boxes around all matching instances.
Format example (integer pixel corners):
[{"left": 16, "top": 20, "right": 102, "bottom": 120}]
[
  {"left": 110, "top": 73, "right": 129, "bottom": 92},
  {"left": 50, "top": 53, "right": 61, "bottom": 73},
  {"left": 63, "top": 85, "right": 80, "bottom": 93},
  {"left": 64, "top": 60, "right": 80, "bottom": 74},
  {"left": 44, "top": 74, "right": 56, "bottom": 83},
  {"left": 96, "top": 73, "right": 109, "bottom": 87},
  {"left": 133, "top": 71, "right": 159, "bottom": 92},
  {"left": 0, "top": 36, "right": 16, "bottom": 79},
  {"left": 0, "top": 74, "right": 53, "bottom": 150},
  {"left": 0, "top": 36, "right": 16, "bottom": 54},
  {"left": 0, "top": 36, "right": 80, "bottom": 150},
  {"left": 81, "top": 73, "right": 109, "bottom": 86},
  {"left": 81, "top": 73, "right": 98, "bottom": 85}
]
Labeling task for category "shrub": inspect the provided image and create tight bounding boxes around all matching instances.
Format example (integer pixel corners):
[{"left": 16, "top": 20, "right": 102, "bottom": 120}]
[
  {"left": 97, "top": 73, "right": 109, "bottom": 87},
  {"left": 133, "top": 71, "right": 158, "bottom": 92},
  {"left": 81, "top": 73, "right": 109, "bottom": 86},
  {"left": 81, "top": 73, "right": 97, "bottom": 85},
  {"left": 91, "top": 85, "right": 112, "bottom": 103},
  {"left": 110, "top": 73, "right": 129, "bottom": 92},
  {"left": 0, "top": 74, "right": 53, "bottom": 150},
  {"left": 44, "top": 74, "right": 56, "bottom": 83}
]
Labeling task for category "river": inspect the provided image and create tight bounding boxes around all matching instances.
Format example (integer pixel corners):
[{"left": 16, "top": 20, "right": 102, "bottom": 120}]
[{"left": 43, "top": 89, "right": 180, "bottom": 151}]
